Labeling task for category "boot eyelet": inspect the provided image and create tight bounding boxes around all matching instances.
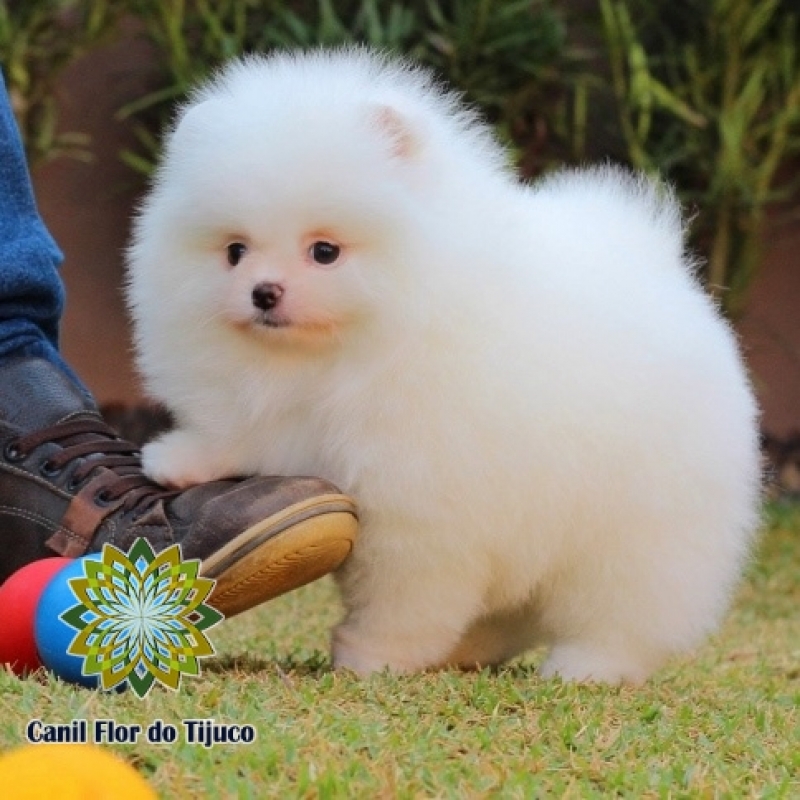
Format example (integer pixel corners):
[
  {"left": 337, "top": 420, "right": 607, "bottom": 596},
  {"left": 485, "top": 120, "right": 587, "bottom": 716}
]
[
  {"left": 67, "top": 474, "right": 85, "bottom": 492},
  {"left": 40, "top": 460, "right": 63, "bottom": 478},
  {"left": 4, "top": 441, "right": 26, "bottom": 462},
  {"left": 94, "top": 489, "right": 112, "bottom": 507}
]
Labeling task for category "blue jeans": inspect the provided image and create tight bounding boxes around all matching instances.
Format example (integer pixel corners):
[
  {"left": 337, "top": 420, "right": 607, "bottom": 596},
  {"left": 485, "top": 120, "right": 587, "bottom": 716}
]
[{"left": 0, "top": 70, "right": 87, "bottom": 391}]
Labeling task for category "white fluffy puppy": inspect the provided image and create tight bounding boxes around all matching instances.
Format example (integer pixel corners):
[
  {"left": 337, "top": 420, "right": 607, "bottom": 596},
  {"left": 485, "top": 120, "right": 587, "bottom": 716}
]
[{"left": 127, "top": 48, "right": 761, "bottom": 683}]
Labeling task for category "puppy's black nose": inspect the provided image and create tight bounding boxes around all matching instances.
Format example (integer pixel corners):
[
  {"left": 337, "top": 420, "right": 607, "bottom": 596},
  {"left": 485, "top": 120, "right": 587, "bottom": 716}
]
[{"left": 252, "top": 282, "right": 284, "bottom": 311}]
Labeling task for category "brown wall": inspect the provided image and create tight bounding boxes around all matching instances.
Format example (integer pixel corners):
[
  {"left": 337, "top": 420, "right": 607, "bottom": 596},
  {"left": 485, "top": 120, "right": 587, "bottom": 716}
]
[
  {"left": 29, "top": 34, "right": 800, "bottom": 437},
  {"left": 31, "top": 29, "right": 157, "bottom": 406},
  {"left": 738, "top": 223, "right": 800, "bottom": 438}
]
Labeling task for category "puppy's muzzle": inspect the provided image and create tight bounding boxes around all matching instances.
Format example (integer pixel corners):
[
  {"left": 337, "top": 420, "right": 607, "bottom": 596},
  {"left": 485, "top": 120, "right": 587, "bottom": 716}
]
[{"left": 252, "top": 282, "right": 284, "bottom": 311}]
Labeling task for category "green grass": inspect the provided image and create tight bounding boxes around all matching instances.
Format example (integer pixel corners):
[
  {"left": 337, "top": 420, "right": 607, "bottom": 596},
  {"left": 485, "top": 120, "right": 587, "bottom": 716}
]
[{"left": 2, "top": 503, "right": 799, "bottom": 798}]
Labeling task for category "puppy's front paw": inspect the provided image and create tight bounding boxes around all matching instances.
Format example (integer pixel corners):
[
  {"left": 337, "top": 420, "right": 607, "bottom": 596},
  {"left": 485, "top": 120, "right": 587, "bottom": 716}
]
[
  {"left": 331, "top": 624, "right": 431, "bottom": 676},
  {"left": 331, "top": 629, "right": 390, "bottom": 677},
  {"left": 141, "top": 430, "right": 233, "bottom": 489}
]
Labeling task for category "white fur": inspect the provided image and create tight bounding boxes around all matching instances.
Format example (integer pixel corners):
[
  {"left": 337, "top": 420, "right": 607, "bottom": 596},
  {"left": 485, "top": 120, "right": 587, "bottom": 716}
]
[{"left": 126, "top": 48, "right": 762, "bottom": 684}]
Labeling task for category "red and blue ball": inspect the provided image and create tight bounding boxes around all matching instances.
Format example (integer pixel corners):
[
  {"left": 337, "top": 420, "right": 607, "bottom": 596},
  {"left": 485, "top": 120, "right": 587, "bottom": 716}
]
[{"left": 0, "top": 554, "right": 102, "bottom": 688}]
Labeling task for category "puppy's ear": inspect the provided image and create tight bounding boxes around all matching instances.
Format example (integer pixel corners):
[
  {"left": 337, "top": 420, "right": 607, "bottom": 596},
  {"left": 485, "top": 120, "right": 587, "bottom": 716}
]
[
  {"left": 370, "top": 104, "right": 421, "bottom": 160},
  {"left": 168, "top": 99, "right": 224, "bottom": 150}
]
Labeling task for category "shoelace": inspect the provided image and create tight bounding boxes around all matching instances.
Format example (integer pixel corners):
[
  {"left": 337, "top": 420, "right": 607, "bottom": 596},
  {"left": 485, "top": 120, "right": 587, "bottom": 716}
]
[{"left": 6, "top": 417, "right": 175, "bottom": 515}]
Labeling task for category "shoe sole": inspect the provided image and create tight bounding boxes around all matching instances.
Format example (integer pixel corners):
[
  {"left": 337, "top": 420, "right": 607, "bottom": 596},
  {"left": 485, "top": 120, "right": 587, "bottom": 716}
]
[{"left": 201, "top": 494, "right": 357, "bottom": 618}]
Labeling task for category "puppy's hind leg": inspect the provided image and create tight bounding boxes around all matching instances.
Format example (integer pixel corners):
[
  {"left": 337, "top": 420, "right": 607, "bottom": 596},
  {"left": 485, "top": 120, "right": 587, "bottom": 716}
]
[
  {"left": 537, "top": 599, "right": 668, "bottom": 686},
  {"left": 535, "top": 519, "right": 737, "bottom": 685},
  {"left": 539, "top": 640, "right": 660, "bottom": 685}
]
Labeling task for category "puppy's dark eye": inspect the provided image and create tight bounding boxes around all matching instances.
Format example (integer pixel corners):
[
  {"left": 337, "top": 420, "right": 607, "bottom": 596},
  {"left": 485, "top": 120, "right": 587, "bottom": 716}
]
[
  {"left": 227, "top": 242, "right": 247, "bottom": 267},
  {"left": 310, "top": 241, "right": 340, "bottom": 266}
]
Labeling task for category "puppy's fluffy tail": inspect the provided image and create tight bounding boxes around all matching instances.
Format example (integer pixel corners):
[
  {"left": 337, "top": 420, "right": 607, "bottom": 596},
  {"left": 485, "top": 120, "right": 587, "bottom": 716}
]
[{"left": 532, "top": 163, "right": 697, "bottom": 277}]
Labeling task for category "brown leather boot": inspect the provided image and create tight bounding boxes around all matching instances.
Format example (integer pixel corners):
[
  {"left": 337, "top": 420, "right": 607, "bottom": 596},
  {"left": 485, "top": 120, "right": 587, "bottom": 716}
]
[{"left": 0, "top": 357, "right": 357, "bottom": 617}]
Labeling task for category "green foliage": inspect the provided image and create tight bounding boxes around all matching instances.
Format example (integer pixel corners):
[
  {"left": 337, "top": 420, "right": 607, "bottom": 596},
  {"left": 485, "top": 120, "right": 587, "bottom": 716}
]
[
  {"left": 599, "top": 0, "right": 800, "bottom": 314},
  {"left": 118, "top": 0, "right": 586, "bottom": 177},
  {"left": 0, "top": 0, "right": 122, "bottom": 165},
  {"left": 5, "top": 0, "right": 798, "bottom": 309}
]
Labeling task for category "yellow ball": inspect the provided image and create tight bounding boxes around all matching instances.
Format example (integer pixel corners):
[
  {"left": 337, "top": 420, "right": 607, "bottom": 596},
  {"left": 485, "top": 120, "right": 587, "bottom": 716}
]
[{"left": 0, "top": 744, "right": 156, "bottom": 799}]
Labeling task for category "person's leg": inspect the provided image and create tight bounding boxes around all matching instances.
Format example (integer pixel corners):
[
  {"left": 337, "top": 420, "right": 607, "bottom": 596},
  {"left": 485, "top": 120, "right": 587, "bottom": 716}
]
[{"left": 0, "top": 70, "right": 85, "bottom": 389}]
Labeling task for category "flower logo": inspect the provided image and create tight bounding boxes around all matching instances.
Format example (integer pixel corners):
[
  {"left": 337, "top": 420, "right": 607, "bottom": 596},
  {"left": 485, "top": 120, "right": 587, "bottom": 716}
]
[{"left": 61, "top": 539, "right": 223, "bottom": 698}]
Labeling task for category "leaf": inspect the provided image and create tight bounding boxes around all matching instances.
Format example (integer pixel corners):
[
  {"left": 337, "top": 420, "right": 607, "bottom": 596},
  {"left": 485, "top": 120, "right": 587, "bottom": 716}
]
[{"left": 649, "top": 80, "right": 708, "bottom": 128}]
